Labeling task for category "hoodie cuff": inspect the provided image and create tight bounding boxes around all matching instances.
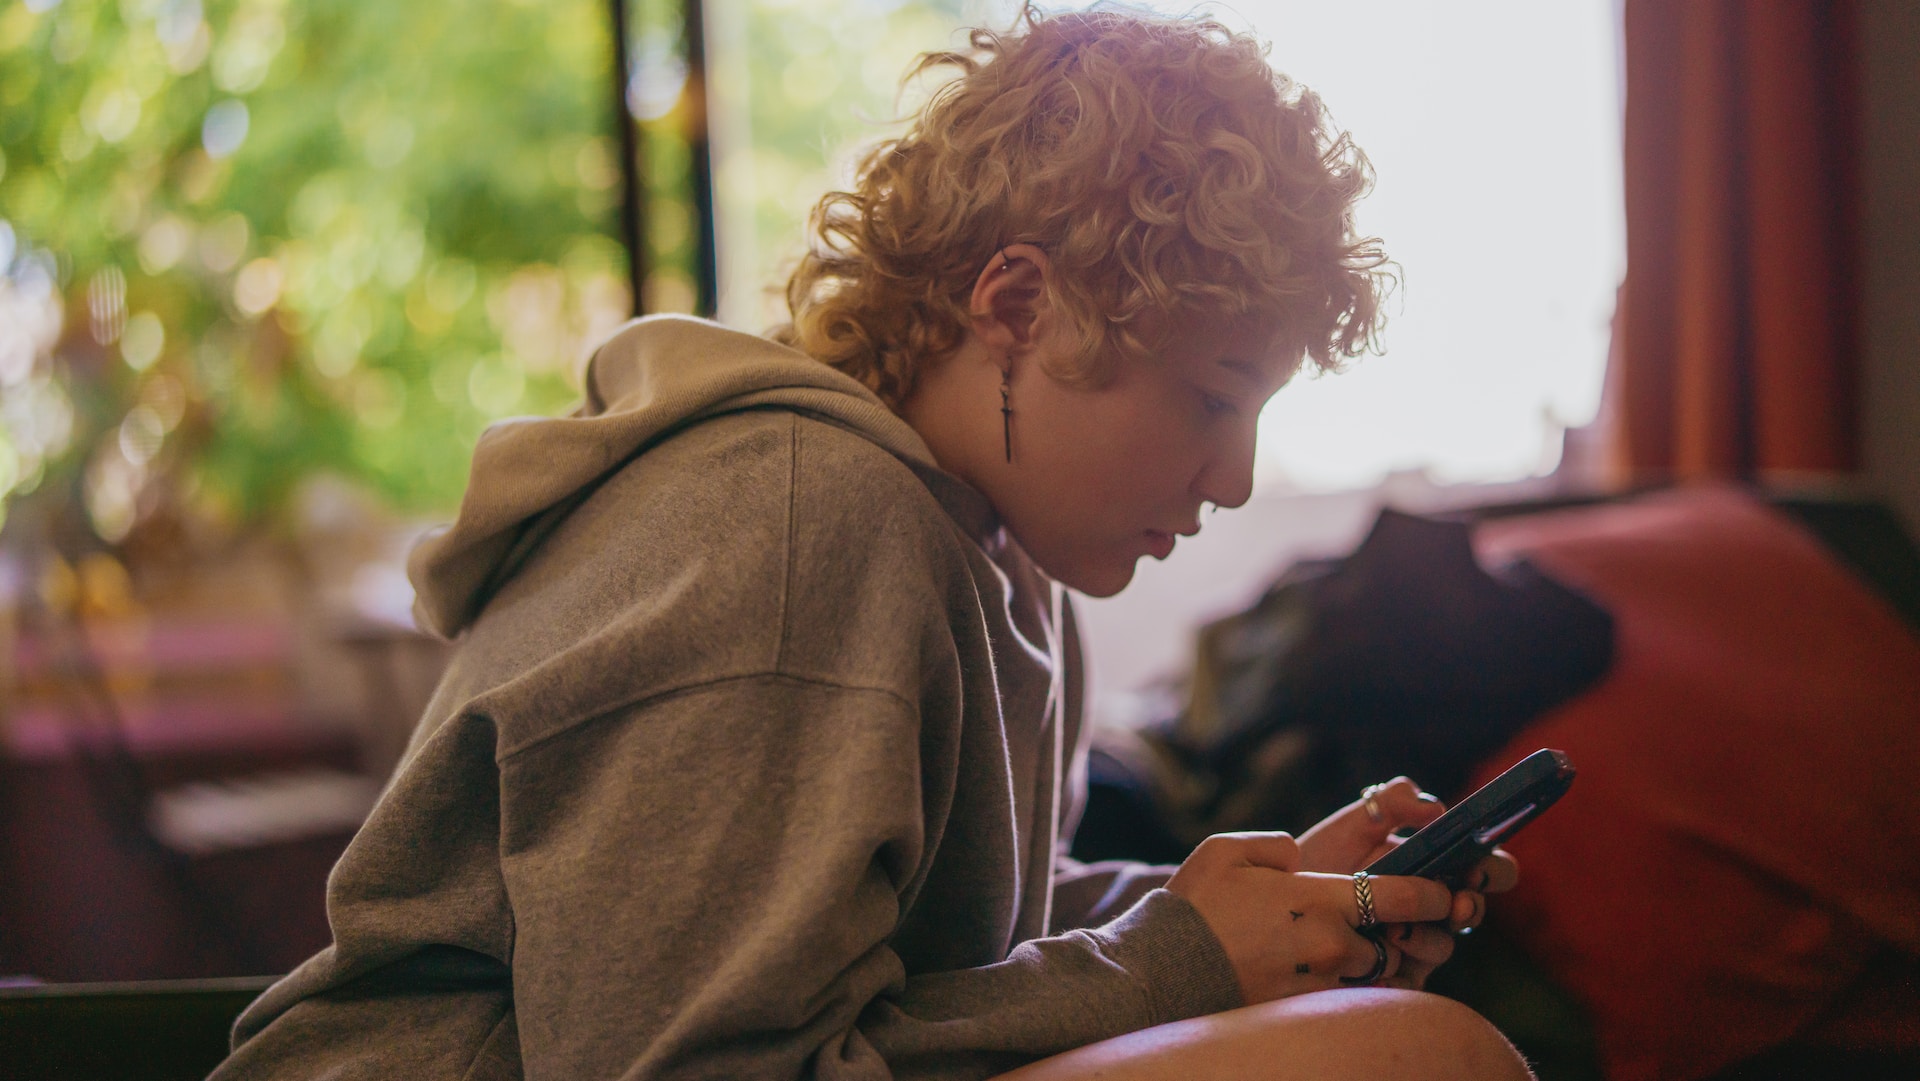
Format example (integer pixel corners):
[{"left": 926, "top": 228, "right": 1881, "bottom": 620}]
[{"left": 1088, "top": 887, "right": 1244, "bottom": 1026}]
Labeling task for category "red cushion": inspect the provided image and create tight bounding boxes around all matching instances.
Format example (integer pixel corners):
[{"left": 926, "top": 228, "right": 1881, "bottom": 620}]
[{"left": 1469, "top": 486, "right": 1920, "bottom": 1081}]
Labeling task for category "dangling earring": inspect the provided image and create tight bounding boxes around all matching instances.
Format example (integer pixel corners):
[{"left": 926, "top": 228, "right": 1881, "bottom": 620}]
[
  {"left": 994, "top": 248, "right": 1015, "bottom": 462},
  {"left": 999, "top": 364, "right": 1014, "bottom": 464}
]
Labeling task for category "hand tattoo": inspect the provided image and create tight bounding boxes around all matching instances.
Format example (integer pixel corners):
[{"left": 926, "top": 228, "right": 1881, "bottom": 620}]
[{"left": 1295, "top": 963, "right": 1311, "bottom": 974}]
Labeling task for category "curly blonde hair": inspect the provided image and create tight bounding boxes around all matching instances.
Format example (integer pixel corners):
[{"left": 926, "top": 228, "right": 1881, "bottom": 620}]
[{"left": 772, "top": 5, "right": 1391, "bottom": 407}]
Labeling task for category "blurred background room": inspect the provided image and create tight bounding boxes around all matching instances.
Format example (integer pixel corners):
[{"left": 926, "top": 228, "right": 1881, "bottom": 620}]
[{"left": 2, "top": 0, "right": 1917, "bottom": 1078}]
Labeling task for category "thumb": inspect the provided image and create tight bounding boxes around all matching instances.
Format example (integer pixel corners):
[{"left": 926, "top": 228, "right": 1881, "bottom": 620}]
[{"left": 1221, "top": 831, "right": 1300, "bottom": 872}]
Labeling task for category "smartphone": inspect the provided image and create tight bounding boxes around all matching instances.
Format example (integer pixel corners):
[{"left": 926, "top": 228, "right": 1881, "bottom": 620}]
[{"left": 1362, "top": 748, "right": 1575, "bottom": 887}]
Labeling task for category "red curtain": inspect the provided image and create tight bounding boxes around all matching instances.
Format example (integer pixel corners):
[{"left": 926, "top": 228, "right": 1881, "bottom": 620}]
[{"left": 1609, "top": 0, "right": 1861, "bottom": 482}]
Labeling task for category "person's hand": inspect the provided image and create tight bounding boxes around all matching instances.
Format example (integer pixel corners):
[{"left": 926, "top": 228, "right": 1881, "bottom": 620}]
[
  {"left": 1166, "top": 831, "right": 1453, "bottom": 1002},
  {"left": 1294, "top": 777, "right": 1522, "bottom": 988},
  {"left": 1295, "top": 776, "right": 1445, "bottom": 874}
]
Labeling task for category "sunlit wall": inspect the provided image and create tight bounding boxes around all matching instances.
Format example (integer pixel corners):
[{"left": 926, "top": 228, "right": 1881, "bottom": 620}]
[{"left": 1219, "top": 1, "right": 1624, "bottom": 492}]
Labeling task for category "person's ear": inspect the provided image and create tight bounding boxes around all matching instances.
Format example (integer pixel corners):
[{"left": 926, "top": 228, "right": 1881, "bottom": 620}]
[{"left": 967, "top": 243, "right": 1052, "bottom": 359}]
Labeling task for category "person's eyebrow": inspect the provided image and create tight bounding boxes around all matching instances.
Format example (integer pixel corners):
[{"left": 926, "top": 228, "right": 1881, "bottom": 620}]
[{"left": 1217, "top": 355, "right": 1285, "bottom": 391}]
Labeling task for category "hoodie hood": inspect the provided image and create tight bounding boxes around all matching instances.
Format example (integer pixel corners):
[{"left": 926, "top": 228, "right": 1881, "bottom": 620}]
[{"left": 407, "top": 315, "right": 942, "bottom": 638}]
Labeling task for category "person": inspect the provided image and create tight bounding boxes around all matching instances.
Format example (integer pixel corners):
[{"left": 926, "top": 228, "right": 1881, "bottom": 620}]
[{"left": 211, "top": 7, "right": 1532, "bottom": 1079}]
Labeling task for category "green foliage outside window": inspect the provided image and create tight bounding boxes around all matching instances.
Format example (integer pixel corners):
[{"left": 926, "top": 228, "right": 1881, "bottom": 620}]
[
  {"left": 0, "top": 0, "right": 974, "bottom": 557},
  {"left": 5, "top": 0, "right": 647, "bottom": 548},
  {"left": 716, "top": 0, "right": 972, "bottom": 330}
]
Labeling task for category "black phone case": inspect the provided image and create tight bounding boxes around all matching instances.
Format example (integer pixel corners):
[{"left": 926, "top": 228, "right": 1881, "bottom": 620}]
[{"left": 1363, "top": 748, "right": 1575, "bottom": 886}]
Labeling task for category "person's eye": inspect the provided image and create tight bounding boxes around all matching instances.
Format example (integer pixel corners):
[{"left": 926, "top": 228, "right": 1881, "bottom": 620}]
[{"left": 1199, "top": 390, "right": 1239, "bottom": 418}]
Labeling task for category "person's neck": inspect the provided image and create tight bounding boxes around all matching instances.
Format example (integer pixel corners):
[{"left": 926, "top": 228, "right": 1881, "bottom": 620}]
[{"left": 898, "top": 338, "right": 997, "bottom": 495}]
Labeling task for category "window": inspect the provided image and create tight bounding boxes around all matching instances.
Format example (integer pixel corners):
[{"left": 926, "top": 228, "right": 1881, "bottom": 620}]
[
  {"left": 1218, "top": 0, "right": 1625, "bottom": 492},
  {"left": 703, "top": 0, "right": 969, "bottom": 328}
]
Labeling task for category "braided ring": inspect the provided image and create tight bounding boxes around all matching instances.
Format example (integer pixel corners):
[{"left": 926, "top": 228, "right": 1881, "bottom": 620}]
[{"left": 1352, "top": 870, "right": 1379, "bottom": 929}]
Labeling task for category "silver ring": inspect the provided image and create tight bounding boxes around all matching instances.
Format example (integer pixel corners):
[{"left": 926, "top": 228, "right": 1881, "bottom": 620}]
[
  {"left": 1340, "top": 935, "right": 1390, "bottom": 985},
  {"left": 1361, "top": 783, "right": 1387, "bottom": 823},
  {"left": 1352, "top": 870, "right": 1379, "bottom": 929}
]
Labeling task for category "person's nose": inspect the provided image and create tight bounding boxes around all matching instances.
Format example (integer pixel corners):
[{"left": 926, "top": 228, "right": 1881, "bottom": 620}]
[{"left": 1192, "top": 422, "right": 1257, "bottom": 510}]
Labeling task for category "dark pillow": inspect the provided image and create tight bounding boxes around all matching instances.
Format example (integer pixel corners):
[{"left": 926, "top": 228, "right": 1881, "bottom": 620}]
[{"left": 1075, "top": 506, "right": 1616, "bottom": 861}]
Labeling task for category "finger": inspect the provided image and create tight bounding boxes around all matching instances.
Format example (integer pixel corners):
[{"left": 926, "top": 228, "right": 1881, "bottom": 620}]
[
  {"left": 1214, "top": 831, "right": 1301, "bottom": 872},
  {"left": 1352, "top": 873, "right": 1453, "bottom": 926},
  {"left": 1384, "top": 955, "right": 1435, "bottom": 991},
  {"left": 1470, "top": 849, "right": 1520, "bottom": 894},
  {"left": 1354, "top": 777, "right": 1445, "bottom": 838},
  {"left": 1377, "top": 776, "right": 1447, "bottom": 830},
  {"left": 1447, "top": 889, "right": 1486, "bottom": 934},
  {"left": 1448, "top": 889, "right": 1475, "bottom": 929},
  {"left": 1391, "top": 921, "right": 1456, "bottom": 968}
]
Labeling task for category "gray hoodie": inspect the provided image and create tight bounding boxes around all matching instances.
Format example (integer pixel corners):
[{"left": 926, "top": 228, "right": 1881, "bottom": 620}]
[{"left": 212, "top": 316, "right": 1242, "bottom": 1081}]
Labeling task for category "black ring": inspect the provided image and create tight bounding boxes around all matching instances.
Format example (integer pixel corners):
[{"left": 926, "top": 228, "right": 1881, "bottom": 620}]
[{"left": 1340, "top": 936, "right": 1391, "bottom": 985}]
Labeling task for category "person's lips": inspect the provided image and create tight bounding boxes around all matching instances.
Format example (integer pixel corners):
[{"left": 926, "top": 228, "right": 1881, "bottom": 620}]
[{"left": 1144, "top": 530, "right": 1176, "bottom": 559}]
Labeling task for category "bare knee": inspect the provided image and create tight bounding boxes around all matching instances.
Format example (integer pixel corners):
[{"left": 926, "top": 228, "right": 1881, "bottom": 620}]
[
  {"left": 995, "top": 988, "right": 1533, "bottom": 1081},
  {"left": 1301, "top": 988, "right": 1534, "bottom": 1081}
]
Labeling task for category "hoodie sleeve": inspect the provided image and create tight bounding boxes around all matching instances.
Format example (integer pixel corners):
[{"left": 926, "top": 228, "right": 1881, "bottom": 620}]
[
  {"left": 496, "top": 674, "right": 1240, "bottom": 1081},
  {"left": 1050, "top": 857, "right": 1177, "bottom": 931}
]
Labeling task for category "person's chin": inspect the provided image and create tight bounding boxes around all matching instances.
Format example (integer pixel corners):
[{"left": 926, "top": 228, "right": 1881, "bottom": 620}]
[
  {"left": 1052, "top": 557, "right": 1138, "bottom": 598},
  {"left": 1010, "top": 529, "right": 1138, "bottom": 597}
]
